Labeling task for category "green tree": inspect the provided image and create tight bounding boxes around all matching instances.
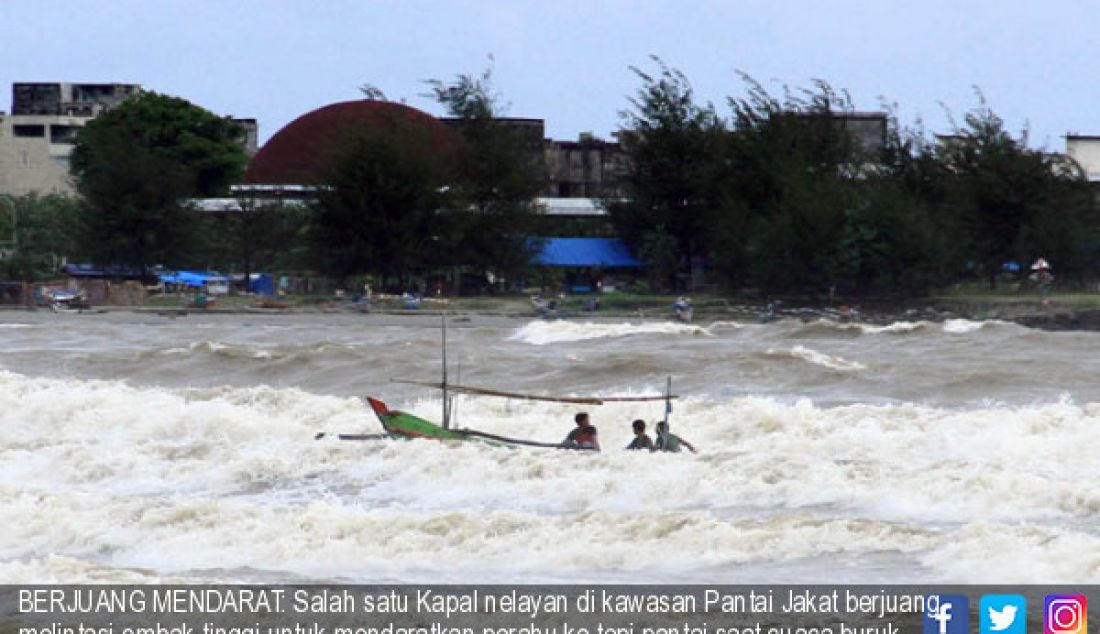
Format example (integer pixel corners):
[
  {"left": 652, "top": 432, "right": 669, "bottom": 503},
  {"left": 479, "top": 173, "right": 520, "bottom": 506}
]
[
  {"left": 830, "top": 180, "right": 951, "bottom": 294},
  {"left": 611, "top": 57, "right": 730, "bottom": 290},
  {"left": 426, "top": 67, "right": 547, "bottom": 288},
  {"left": 198, "top": 198, "right": 311, "bottom": 284},
  {"left": 724, "top": 77, "right": 867, "bottom": 295},
  {"left": 819, "top": 109, "right": 957, "bottom": 295},
  {"left": 938, "top": 100, "right": 1097, "bottom": 287},
  {"left": 0, "top": 193, "right": 80, "bottom": 281},
  {"left": 69, "top": 91, "right": 247, "bottom": 270},
  {"left": 309, "top": 120, "right": 452, "bottom": 287}
]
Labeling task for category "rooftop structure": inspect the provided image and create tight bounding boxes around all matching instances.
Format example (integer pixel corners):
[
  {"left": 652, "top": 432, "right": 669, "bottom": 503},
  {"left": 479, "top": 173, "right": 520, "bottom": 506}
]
[
  {"left": 12, "top": 82, "right": 140, "bottom": 116},
  {"left": 244, "top": 100, "right": 462, "bottom": 185}
]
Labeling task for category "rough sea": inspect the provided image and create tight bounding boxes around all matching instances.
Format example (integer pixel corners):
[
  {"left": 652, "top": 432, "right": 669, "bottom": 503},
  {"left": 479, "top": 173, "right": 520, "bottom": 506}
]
[{"left": 2, "top": 311, "right": 1098, "bottom": 583}]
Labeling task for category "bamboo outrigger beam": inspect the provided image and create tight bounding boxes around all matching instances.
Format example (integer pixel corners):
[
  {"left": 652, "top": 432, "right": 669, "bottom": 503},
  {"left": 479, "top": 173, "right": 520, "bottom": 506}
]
[{"left": 392, "top": 379, "right": 679, "bottom": 405}]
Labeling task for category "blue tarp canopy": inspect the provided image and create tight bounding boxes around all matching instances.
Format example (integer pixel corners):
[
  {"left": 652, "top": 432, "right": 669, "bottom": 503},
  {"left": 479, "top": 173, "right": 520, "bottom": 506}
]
[
  {"left": 159, "top": 270, "right": 229, "bottom": 287},
  {"left": 530, "top": 238, "right": 642, "bottom": 268}
]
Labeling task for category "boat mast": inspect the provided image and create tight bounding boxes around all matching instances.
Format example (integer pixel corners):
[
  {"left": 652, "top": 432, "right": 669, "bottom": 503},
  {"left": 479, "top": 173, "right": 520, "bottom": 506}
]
[
  {"left": 663, "top": 375, "right": 672, "bottom": 433},
  {"left": 441, "top": 314, "right": 450, "bottom": 429}
]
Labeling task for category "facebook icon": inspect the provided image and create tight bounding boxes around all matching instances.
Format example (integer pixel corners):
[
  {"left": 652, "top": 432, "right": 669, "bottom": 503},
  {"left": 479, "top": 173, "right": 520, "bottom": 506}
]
[{"left": 925, "top": 595, "right": 970, "bottom": 634}]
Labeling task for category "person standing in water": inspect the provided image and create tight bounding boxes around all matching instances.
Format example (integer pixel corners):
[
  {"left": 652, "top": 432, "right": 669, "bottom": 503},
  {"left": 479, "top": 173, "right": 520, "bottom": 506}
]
[
  {"left": 625, "top": 419, "right": 653, "bottom": 451},
  {"left": 562, "top": 412, "right": 600, "bottom": 451},
  {"left": 654, "top": 421, "right": 696, "bottom": 453}
]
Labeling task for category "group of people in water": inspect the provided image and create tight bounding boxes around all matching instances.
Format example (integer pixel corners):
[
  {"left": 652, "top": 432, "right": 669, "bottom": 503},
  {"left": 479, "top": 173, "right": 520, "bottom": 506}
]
[{"left": 561, "top": 412, "right": 697, "bottom": 453}]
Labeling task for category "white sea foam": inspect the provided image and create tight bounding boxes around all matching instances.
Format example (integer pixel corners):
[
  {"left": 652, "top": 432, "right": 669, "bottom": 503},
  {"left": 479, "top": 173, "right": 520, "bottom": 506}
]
[
  {"left": 510, "top": 321, "right": 709, "bottom": 345},
  {"left": 853, "top": 321, "right": 929, "bottom": 334},
  {"left": 0, "top": 484, "right": 938, "bottom": 582},
  {"left": 2, "top": 368, "right": 1099, "bottom": 582},
  {"left": 766, "top": 345, "right": 867, "bottom": 371},
  {"left": 943, "top": 318, "right": 1008, "bottom": 334},
  {"left": 808, "top": 319, "right": 1006, "bottom": 336},
  {"left": 921, "top": 522, "right": 1100, "bottom": 583},
  {"left": 0, "top": 555, "right": 179, "bottom": 584},
  {"left": 158, "top": 340, "right": 283, "bottom": 359}
]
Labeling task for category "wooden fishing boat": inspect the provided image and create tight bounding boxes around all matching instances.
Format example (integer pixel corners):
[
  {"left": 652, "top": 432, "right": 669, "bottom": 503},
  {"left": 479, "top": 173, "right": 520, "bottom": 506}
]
[
  {"left": 365, "top": 397, "right": 568, "bottom": 448},
  {"left": 363, "top": 388, "right": 673, "bottom": 449},
  {"left": 317, "top": 316, "right": 678, "bottom": 449}
]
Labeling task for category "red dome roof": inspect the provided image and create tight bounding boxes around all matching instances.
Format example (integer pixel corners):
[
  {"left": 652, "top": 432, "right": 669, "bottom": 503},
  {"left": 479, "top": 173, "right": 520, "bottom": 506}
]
[{"left": 245, "top": 100, "right": 462, "bottom": 184}]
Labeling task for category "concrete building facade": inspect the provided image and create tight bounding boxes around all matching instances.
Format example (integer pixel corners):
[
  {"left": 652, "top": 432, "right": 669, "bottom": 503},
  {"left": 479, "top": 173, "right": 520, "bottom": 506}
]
[
  {"left": 835, "top": 111, "right": 888, "bottom": 156},
  {"left": 1, "top": 82, "right": 258, "bottom": 197},
  {"left": 0, "top": 82, "right": 142, "bottom": 197},
  {"left": 1066, "top": 136, "right": 1100, "bottom": 181},
  {"left": 441, "top": 116, "right": 625, "bottom": 199},
  {"left": 0, "top": 112, "right": 91, "bottom": 196},
  {"left": 546, "top": 132, "right": 624, "bottom": 198}
]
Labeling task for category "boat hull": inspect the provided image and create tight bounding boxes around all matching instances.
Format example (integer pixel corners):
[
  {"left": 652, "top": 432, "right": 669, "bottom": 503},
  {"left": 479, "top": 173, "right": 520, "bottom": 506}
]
[
  {"left": 365, "top": 397, "right": 470, "bottom": 440},
  {"left": 364, "top": 397, "right": 580, "bottom": 449}
]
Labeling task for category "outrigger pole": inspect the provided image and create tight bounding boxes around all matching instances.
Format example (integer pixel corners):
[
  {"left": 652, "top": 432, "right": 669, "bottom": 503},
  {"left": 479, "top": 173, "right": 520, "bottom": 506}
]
[{"left": 392, "top": 379, "right": 678, "bottom": 405}]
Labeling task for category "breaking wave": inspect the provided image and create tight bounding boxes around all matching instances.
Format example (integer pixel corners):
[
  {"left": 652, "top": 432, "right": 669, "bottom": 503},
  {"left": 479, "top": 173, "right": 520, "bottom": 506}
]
[
  {"left": 765, "top": 345, "right": 867, "bottom": 371},
  {"left": 851, "top": 321, "right": 929, "bottom": 335},
  {"left": 3, "top": 367, "right": 1099, "bottom": 582},
  {"left": 788, "top": 318, "right": 1014, "bottom": 337},
  {"left": 942, "top": 318, "right": 1009, "bottom": 334},
  {"left": 510, "top": 321, "right": 710, "bottom": 345}
]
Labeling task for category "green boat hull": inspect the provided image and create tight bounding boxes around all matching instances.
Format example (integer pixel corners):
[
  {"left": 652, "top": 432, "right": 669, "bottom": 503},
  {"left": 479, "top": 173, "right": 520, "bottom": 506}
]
[
  {"left": 364, "top": 397, "right": 581, "bottom": 449},
  {"left": 365, "top": 397, "right": 471, "bottom": 440}
]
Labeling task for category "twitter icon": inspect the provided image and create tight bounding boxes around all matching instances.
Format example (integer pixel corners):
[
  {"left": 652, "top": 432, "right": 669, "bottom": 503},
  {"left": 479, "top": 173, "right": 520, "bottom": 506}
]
[{"left": 982, "top": 594, "right": 1027, "bottom": 634}]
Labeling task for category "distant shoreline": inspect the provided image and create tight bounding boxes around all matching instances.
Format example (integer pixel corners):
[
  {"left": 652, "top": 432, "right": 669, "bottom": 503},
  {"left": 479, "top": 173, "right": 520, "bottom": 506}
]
[{"left": 5, "top": 293, "right": 1100, "bottom": 331}]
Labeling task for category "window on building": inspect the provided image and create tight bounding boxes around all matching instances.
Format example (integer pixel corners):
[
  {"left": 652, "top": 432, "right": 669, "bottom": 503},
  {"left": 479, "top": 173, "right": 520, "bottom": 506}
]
[
  {"left": 50, "top": 125, "right": 79, "bottom": 144},
  {"left": 13, "top": 125, "right": 45, "bottom": 138}
]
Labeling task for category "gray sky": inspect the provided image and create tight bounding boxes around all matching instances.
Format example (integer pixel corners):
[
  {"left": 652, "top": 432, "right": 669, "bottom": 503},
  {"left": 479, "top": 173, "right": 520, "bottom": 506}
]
[{"left": 3, "top": 1, "right": 1098, "bottom": 149}]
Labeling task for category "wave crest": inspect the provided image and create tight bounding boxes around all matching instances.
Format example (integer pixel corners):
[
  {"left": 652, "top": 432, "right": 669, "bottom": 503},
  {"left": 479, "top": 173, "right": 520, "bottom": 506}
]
[
  {"left": 765, "top": 345, "right": 867, "bottom": 371},
  {"left": 511, "top": 321, "right": 710, "bottom": 345}
]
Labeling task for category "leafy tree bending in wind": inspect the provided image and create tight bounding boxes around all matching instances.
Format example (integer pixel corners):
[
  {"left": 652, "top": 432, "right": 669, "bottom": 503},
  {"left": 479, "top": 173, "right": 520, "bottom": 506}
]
[{"left": 69, "top": 91, "right": 247, "bottom": 270}]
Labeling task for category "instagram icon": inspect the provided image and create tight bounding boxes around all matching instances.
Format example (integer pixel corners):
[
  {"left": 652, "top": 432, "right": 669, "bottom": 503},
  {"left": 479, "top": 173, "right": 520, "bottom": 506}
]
[{"left": 1046, "top": 595, "right": 1088, "bottom": 634}]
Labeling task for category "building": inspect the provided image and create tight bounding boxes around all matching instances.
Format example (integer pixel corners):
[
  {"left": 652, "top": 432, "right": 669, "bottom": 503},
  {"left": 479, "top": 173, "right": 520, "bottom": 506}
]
[
  {"left": 12, "top": 82, "right": 140, "bottom": 116},
  {"left": 1065, "top": 136, "right": 1100, "bottom": 182},
  {"left": 441, "top": 116, "right": 624, "bottom": 198},
  {"left": 242, "top": 99, "right": 621, "bottom": 218},
  {"left": 0, "top": 82, "right": 258, "bottom": 197},
  {"left": 834, "top": 111, "right": 888, "bottom": 156},
  {"left": 546, "top": 132, "right": 623, "bottom": 198},
  {"left": 0, "top": 111, "right": 87, "bottom": 196},
  {"left": 0, "top": 82, "right": 140, "bottom": 197},
  {"left": 244, "top": 99, "right": 463, "bottom": 185},
  {"left": 234, "top": 118, "right": 260, "bottom": 157}
]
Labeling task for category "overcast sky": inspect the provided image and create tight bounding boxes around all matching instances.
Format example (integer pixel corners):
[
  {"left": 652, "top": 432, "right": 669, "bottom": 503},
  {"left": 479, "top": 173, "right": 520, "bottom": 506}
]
[{"left": 3, "top": 1, "right": 1098, "bottom": 149}]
